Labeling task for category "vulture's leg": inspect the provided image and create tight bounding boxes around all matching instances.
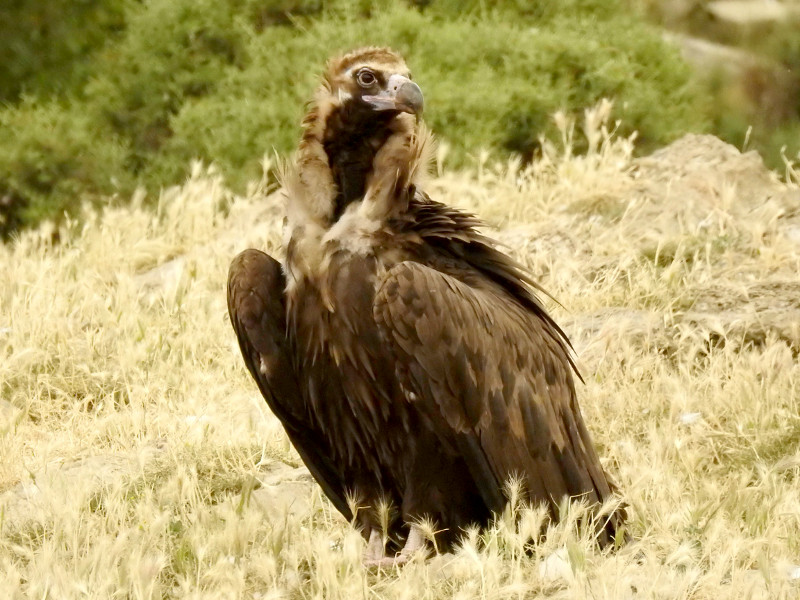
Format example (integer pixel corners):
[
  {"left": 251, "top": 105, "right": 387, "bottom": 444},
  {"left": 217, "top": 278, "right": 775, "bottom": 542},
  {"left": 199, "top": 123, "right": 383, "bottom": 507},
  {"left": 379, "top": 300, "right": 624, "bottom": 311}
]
[
  {"left": 363, "top": 524, "right": 427, "bottom": 567},
  {"left": 398, "top": 524, "right": 426, "bottom": 559},
  {"left": 363, "top": 529, "right": 385, "bottom": 562}
]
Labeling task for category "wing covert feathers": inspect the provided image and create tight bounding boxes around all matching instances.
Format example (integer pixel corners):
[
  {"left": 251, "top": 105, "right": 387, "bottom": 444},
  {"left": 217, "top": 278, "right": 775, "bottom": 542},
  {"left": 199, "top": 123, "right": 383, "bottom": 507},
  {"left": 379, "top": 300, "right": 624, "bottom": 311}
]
[{"left": 374, "top": 261, "right": 624, "bottom": 542}]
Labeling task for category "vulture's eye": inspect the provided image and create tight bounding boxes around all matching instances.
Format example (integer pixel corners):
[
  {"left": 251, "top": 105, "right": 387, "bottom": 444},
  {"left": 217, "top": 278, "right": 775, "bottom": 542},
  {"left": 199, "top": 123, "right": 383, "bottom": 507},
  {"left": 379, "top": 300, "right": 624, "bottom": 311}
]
[{"left": 356, "top": 69, "right": 376, "bottom": 88}]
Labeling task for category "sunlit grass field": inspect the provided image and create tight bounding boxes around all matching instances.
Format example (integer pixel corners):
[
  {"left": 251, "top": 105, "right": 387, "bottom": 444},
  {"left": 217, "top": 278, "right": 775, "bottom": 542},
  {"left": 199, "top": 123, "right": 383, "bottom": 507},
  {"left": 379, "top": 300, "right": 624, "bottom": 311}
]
[{"left": 2, "top": 108, "right": 799, "bottom": 598}]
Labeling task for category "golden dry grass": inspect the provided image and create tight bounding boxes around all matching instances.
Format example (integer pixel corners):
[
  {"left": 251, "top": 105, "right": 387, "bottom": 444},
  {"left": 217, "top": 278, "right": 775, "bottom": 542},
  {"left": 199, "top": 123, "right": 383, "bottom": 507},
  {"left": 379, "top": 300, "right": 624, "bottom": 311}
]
[{"left": 1, "top": 108, "right": 799, "bottom": 598}]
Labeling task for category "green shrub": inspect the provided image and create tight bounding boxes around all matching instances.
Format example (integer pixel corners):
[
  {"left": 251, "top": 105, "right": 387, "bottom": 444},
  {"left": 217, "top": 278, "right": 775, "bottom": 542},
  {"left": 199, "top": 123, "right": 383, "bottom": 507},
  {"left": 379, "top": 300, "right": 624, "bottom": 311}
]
[
  {"left": 0, "top": 0, "right": 129, "bottom": 103},
  {"left": 0, "top": 100, "right": 131, "bottom": 239},
  {"left": 170, "top": 5, "right": 704, "bottom": 171},
  {"left": 421, "top": 0, "right": 624, "bottom": 21},
  {"left": 154, "top": 21, "right": 319, "bottom": 189},
  {"left": 0, "top": 0, "right": 708, "bottom": 235},
  {"left": 84, "top": 0, "right": 252, "bottom": 175}
]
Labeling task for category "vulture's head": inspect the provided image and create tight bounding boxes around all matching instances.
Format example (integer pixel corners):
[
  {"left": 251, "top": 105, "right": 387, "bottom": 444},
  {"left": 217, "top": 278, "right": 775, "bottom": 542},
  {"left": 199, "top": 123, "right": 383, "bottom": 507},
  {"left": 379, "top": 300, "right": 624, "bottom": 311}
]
[
  {"left": 320, "top": 47, "right": 423, "bottom": 119},
  {"left": 287, "top": 47, "right": 430, "bottom": 228}
]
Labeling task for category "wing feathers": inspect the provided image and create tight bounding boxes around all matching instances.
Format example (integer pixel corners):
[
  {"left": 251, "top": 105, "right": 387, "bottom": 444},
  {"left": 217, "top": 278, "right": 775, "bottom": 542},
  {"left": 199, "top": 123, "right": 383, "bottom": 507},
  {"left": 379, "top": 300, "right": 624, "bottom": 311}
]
[
  {"left": 227, "top": 249, "right": 353, "bottom": 520},
  {"left": 374, "top": 261, "right": 620, "bottom": 524}
]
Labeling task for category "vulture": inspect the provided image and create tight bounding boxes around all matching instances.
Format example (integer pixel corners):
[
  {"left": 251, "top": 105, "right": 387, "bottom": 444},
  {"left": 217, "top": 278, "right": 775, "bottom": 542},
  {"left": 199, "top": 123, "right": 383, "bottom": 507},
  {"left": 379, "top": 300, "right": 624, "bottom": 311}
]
[{"left": 227, "top": 47, "right": 626, "bottom": 565}]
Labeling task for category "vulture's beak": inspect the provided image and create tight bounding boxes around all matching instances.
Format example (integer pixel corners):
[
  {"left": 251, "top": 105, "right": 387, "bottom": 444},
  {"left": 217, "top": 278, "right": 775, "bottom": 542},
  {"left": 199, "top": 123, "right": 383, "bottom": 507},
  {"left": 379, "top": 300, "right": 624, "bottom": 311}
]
[{"left": 362, "top": 74, "right": 424, "bottom": 115}]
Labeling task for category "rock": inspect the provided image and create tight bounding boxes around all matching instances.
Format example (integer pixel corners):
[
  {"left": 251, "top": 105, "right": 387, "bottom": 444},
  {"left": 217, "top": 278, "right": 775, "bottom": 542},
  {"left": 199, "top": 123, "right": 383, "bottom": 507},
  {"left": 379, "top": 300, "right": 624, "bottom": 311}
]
[
  {"left": 567, "top": 125, "right": 800, "bottom": 355},
  {"left": 706, "top": 1, "right": 795, "bottom": 25},
  {"left": 236, "top": 463, "right": 316, "bottom": 521},
  {"left": 787, "top": 224, "right": 800, "bottom": 245},
  {"left": 628, "top": 135, "right": 799, "bottom": 263},
  {"left": 679, "top": 280, "right": 800, "bottom": 351},
  {"left": 247, "top": 481, "right": 314, "bottom": 521},
  {"left": 567, "top": 283, "right": 800, "bottom": 365},
  {"left": 661, "top": 34, "right": 799, "bottom": 125},
  {"left": 679, "top": 412, "right": 702, "bottom": 425},
  {"left": 665, "top": 33, "right": 762, "bottom": 78},
  {"left": 257, "top": 462, "right": 314, "bottom": 487},
  {"left": 134, "top": 256, "right": 186, "bottom": 295},
  {"left": 0, "top": 446, "right": 165, "bottom": 536},
  {"left": 635, "top": 134, "right": 779, "bottom": 196}
]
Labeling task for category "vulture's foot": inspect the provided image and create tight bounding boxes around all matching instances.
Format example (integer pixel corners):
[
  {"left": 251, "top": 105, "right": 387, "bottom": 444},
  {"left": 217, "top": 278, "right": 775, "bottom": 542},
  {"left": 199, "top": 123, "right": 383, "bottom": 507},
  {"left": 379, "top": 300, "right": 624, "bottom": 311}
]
[
  {"left": 363, "top": 524, "right": 427, "bottom": 567},
  {"left": 363, "top": 529, "right": 386, "bottom": 563}
]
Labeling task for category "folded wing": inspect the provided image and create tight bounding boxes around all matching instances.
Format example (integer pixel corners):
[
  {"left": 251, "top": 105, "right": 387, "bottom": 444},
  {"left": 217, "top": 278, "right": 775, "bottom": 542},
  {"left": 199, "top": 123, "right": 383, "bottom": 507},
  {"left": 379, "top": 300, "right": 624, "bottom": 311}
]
[
  {"left": 373, "top": 261, "right": 622, "bottom": 540},
  {"left": 227, "top": 249, "right": 352, "bottom": 520}
]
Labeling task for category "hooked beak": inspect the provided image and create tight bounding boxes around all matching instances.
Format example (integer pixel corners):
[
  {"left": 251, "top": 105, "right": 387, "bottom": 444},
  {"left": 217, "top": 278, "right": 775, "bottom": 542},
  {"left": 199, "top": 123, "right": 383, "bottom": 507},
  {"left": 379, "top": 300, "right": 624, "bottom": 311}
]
[{"left": 362, "top": 74, "right": 424, "bottom": 115}]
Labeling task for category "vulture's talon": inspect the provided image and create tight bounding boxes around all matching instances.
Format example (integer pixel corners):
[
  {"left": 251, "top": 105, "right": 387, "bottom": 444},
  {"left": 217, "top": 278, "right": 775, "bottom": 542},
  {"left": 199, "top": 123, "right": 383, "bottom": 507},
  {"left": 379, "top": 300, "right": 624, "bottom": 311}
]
[
  {"left": 363, "top": 529, "right": 386, "bottom": 563},
  {"left": 363, "top": 525, "right": 428, "bottom": 568}
]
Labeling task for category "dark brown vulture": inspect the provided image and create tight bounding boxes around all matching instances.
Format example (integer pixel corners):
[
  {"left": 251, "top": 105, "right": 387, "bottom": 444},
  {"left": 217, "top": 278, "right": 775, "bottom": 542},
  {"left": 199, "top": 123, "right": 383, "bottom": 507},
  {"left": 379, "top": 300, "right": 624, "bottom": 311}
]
[{"left": 227, "top": 47, "right": 625, "bottom": 565}]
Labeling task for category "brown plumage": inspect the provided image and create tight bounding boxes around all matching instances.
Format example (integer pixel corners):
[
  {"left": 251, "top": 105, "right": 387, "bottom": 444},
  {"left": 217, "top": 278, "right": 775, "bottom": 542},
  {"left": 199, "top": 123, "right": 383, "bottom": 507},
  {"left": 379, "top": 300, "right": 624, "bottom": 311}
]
[{"left": 227, "top": 47, "right": 626, "bottom": 563}]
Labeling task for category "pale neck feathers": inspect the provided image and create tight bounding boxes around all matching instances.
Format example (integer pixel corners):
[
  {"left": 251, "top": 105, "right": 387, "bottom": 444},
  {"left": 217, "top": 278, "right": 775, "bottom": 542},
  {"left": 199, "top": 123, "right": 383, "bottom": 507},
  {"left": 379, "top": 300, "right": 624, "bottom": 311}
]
[{"left": 279, "top": 78, "right": 434, "bottom": 234}]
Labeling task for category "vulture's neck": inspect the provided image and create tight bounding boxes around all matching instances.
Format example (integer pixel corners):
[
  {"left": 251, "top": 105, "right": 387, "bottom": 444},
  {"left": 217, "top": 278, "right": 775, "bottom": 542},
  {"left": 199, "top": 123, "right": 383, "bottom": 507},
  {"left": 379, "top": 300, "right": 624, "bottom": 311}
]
[{"left": 322, "top": 105, "right": 399, "bottom": 221}]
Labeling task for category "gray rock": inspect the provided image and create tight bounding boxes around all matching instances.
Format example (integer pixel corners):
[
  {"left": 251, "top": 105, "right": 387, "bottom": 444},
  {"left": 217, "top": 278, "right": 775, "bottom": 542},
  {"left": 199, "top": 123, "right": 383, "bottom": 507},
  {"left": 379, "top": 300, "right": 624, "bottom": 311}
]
[
  {"left": 0, "top": 446, "right": 165, "bottom": 536},
  {"left": 707, "top": 1, "right": 795, "bottom": 25},
  {"left": 665, "top": 33, "right": 762, "bottom": 78},
  {"left": 236, "top": 463, "right": 316, "bottom": 522},
  {"left": 134, "top": 256, "right": 186, "bottom": 295}
]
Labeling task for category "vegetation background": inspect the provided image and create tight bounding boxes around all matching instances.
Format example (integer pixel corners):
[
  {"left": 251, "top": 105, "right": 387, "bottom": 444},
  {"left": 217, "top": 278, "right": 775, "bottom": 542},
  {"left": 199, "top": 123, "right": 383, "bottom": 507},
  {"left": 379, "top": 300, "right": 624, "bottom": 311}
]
[
  {"left": 6, "top": 0, "right": 798, "bottom": 237},
  {"left": 1, "top": 0, "right": 800, "bottom": 598}
]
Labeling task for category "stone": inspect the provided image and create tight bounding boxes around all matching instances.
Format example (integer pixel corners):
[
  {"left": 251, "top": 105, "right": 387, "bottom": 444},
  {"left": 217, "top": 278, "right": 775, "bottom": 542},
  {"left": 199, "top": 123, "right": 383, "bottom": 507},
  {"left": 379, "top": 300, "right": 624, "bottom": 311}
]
[
  {"left": 707, "top": 1, "right": 794, "bottom": 25},
  {"left": 0, "top": 446, "right": 165, "bottom": 536}
]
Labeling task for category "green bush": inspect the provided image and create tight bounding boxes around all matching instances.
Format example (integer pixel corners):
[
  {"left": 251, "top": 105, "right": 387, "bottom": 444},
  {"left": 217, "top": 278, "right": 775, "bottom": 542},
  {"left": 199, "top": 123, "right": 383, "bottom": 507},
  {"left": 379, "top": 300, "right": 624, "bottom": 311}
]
[
  {"left": 421, "top": 0, "right": 624, "bottom": 21},
  {"left": 0, "top": 100, "right": 131, "bottom": 238},
  {"left": 0, "top": 0, "right": 708, "bottom": 236},
  {"left": 84, "top": 0, "right": 252, "bottom": 176},
  {"left": 0, "top": 0, "right": 128, "bottom": 103},
  {"left": 160, "top": 4, "right": 705, "bottom": 176}
]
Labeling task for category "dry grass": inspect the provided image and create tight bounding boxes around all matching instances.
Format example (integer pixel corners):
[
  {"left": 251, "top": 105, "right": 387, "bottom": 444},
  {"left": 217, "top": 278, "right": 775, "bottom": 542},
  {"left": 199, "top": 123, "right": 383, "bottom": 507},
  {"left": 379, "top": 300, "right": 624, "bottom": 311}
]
[{"left": 2, "top": 107, "right": 799, "bottom": 598}]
